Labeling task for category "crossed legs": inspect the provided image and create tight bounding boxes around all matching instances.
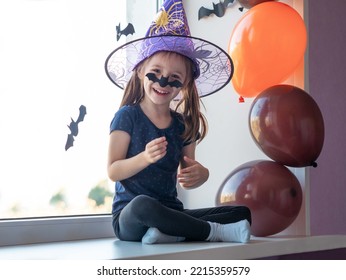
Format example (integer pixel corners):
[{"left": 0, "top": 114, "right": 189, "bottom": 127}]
[{"left": 114, "top": 195, "right": 251, "bottom": 244}]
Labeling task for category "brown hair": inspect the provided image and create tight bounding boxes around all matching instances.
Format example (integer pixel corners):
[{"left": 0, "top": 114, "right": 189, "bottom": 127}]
[{"left": 119, "top": 52, "right": 207, "bottom": 143}]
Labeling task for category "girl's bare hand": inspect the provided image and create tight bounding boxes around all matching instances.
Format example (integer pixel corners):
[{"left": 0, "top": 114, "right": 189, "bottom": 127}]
[
  {"left": 144, "top": 137, "right": 168, "bottom": 164},
  {"left": 177, "top": 156, "right": 209, "bottom": 188}
]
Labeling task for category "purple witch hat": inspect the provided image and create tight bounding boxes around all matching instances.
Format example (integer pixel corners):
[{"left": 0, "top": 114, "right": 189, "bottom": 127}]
[{"left": 105, "top": 0, "right": 233, "bottom": 98}]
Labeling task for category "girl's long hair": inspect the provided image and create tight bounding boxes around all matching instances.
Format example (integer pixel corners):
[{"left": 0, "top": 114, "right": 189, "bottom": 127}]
[{"left": 119, "top": 52, "right": 208, "bottom": 143}]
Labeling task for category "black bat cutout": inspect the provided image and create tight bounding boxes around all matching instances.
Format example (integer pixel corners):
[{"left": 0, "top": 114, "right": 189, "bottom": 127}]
[
  {"left": 116, "top": 23, "right": 135, "bottom": 41},
  {"left": 65, "top": 105, "right": 87, "bottom": 151},
  {"left": 198, "top": 0, "right": 235, "bottom": 20},
  {"left": 146, "top": 73, "right": 183, "bottom": 88}
]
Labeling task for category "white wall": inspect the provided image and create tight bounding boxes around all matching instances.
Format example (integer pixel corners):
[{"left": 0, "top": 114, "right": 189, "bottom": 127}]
[
  {"left": 179, "top": 0, "right": 264, "bottom": 208},
  {"left": 178, "top": 0, "right": 308, "bottom": 236},
  {"left": 121, "top": 0, "right": 307, "bottom": 236},
  {"left": 126, "top": 0, "right": 157, "bottom": 38}
]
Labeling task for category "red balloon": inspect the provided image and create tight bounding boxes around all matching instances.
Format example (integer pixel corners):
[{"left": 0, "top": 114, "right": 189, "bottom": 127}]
[
  {"left": 238, "top": 0, "right": 276, "bottom": 9},
  {"left": 249, "top": 85, "right": 324, "bottom": 167},
  {"left": 216, "top": 160, "right": 303, "bottom": 237}
]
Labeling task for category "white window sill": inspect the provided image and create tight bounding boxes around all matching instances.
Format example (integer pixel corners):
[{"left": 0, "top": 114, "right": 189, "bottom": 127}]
[
  {"left": 0, "top": 235, "right": 345, "bottom": 260},
  {"left": 0, "top": 215, "right": 114, "bottom": 246}
]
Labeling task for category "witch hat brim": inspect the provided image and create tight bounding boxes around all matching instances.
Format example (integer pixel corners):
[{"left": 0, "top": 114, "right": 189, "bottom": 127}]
[
  {"left": 105, "top": 0, "right": 233, "bottom": 98},
  {"left": 105, "top": 34, "right": 233, "bottom": 98}
]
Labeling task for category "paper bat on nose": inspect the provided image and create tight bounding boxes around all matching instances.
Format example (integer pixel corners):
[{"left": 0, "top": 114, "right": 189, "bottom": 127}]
[
  {"left": 198, "top": 0, "right": 235, "bottom": 20},
  {"left": 146, "top": 73, "right": 183, "bottom": 88},
  {"left": 65, "top": 105, "right": 87, "bottom": 151}
]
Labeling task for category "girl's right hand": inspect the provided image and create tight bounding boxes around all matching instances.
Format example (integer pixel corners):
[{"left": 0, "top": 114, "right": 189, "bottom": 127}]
[{"left": 144, "top": 136, "right": 168, "bottom": 164}]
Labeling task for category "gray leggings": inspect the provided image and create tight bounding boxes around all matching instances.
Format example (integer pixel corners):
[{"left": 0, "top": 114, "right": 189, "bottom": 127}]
[{"left": 112, "top": 195, "right": 251, "bottom": 241}]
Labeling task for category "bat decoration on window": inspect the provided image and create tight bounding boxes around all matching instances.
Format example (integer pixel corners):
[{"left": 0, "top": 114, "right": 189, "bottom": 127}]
[
  {"left": 116, "top": 23, "right": 135, "bottom": 41},
  {"left": 198, "top": 0, "right": 235, "bottom": 20},
  {"left": 65, "top": 105, "right": 87, "bottom": 151}
]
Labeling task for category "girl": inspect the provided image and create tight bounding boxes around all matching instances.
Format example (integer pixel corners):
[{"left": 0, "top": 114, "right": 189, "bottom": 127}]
[
  {"left": 107, "top": 51, "right": 251, "bottom": 244},
  {"left": 105, "top": 0, "right": 251, "bottom": 244}
]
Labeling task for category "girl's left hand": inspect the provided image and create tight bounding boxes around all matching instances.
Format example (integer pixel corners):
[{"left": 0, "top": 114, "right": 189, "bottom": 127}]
[{"left": 177, "top": 156, "right": 209, "bottom": 189}]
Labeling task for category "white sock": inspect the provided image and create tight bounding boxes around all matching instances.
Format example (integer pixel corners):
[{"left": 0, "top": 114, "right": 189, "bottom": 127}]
[
  {"left": 142, "top": 228, "right": 185, "bottom": 244},
  {"left": 206, "top": 220, "right": 251, "bottom": 243}
]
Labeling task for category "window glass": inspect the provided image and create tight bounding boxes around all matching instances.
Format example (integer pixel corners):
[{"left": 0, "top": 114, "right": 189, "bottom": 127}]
[{"left": 0, "top": 0, "right": 155, "bottom": 219}]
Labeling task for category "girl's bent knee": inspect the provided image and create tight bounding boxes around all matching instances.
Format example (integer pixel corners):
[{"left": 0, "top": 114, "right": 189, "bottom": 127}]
[
  {"left": 126, "top": 195, "right": 160, "bottom": 217},
  {"left": 130, "top": 195, "right": 157, "bottom": 209}
]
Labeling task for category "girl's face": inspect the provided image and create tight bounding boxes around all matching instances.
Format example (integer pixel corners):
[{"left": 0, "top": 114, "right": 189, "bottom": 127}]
[{"left": 140, "top": 52, "right": 189, "bottom": 106}]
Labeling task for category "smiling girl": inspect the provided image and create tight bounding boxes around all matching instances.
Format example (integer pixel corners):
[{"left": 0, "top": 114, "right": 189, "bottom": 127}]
[{"left": 105, "top": 0, "right": 251, "bottom": 244}]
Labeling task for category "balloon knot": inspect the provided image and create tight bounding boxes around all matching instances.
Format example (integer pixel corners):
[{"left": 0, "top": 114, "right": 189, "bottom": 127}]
[
  {"left": 238, "top": 96, "right": 245, "bottom": 103},
  {"left": 311, "top": 162, "right": 318, "bottom": 168}
]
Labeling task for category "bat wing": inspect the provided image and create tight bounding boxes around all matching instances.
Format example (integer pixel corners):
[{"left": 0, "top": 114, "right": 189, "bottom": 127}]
[
  {"left": 214, "top": 0, "right": 236, "bottom": 17},
  {"left": 219, "top": 0, "right": 235, "bottom": 16},
  {"left": 198, "top": 6, "right": 214, "bottom": 20},
  {"left": 124, "top": 23, "right": 135, "bottom": 36},
  {"left": 65, "top": 134, "right": 74, "bottom": 151},
  {"left": 120, "top": 23, "right": 135, "bottom": 37},
  {"left": 116, "top": 23, "right": 121, "bottom": 41},
  {"left": 213, "top": 3, "right": 226, "bottom": 17},
  {"left": 76, "top": 105, "right": 87, "bottom": 123},
  {"left": 146, "top": 73, "right": 160, "bottom": 83}
]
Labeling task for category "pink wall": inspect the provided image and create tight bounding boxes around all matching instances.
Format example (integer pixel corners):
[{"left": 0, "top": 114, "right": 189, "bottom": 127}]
[{"left": 308, "top": 0, "right": 346, "bottom": 234}]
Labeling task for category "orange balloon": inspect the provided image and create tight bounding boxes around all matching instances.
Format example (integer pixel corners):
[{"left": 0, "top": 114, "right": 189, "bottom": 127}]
[{"left": 229, "top": 2, "right": 307, "bottom": 98}]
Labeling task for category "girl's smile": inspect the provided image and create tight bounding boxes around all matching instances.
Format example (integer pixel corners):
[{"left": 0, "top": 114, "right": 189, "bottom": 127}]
[{"left": 153, "top": 87, "right": 170, "bottom": 96}]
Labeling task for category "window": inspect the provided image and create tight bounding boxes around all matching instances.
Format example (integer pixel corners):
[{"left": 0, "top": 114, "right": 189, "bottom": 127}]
[
  {"left": 0, "top": 0, "right": 125, "bottom": 219},
  {"left": 0, "top": 0, "right": 157, "bottom": 246},
  {"left": 0, "top": 0, "right": 306, "bottom": 247}
]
